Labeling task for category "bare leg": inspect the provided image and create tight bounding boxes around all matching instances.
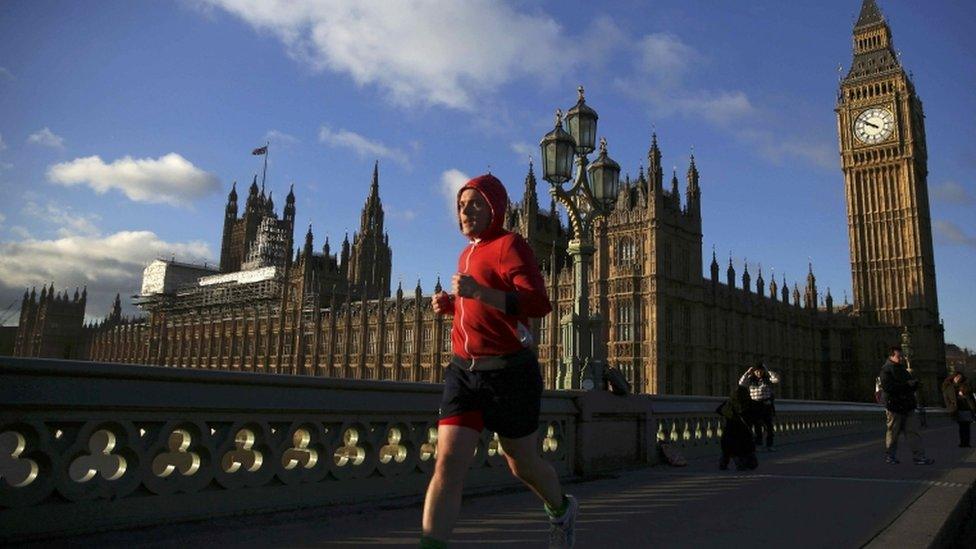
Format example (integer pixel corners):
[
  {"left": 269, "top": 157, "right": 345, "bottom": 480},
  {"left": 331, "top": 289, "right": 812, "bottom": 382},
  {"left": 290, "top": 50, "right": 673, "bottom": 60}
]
[
  {"left": 422, "top": 425, "right": 481, "bottom": 541},
  {"left": 499, "top": 432, "right": 563, "bottom": 508}
]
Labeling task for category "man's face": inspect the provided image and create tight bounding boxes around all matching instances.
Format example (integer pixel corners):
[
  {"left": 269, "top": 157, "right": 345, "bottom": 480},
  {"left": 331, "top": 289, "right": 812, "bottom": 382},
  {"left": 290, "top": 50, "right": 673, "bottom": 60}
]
[
  {"left": 753, "top": 368, "right": 764, "bottom": 378},
  {"left": 890, "top": 350, "right": 902, "bottom": 363},
  {"left": 458, "top": 188, "right": 491, "bottom": 238}
]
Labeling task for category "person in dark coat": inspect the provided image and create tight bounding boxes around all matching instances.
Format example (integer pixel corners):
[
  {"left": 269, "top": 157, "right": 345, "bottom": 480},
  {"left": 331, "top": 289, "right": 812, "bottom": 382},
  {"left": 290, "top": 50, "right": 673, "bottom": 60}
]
[
  {"left": 717, "top": 385, "right": 758, "bottom": 471},
  {"left": 942, "top": 372, "right": 976, "bottom": 448},
  {"left": 880, "top": 345, "right": 933, "bottom": 465}
]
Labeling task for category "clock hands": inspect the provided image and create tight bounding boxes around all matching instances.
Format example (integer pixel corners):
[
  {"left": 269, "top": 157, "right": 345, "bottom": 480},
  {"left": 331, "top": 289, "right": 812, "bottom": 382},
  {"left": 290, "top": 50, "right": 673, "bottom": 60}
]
[{"left": 864, "top": 120, "right": 880, "bottom": 129}]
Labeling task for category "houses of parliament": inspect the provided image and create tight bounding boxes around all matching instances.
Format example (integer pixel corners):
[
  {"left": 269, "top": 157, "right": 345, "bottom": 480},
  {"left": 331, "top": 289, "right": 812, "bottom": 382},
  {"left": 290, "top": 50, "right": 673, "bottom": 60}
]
[{"left": 10, "top": 1, "right": 947, "bottom": 403}]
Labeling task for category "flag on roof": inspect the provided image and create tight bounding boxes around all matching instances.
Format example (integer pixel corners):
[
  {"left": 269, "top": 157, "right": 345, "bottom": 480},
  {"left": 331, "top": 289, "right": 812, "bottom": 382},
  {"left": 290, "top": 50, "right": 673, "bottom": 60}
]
[{"left": 252, "top": 145, "right": 268, "bottom": 155}]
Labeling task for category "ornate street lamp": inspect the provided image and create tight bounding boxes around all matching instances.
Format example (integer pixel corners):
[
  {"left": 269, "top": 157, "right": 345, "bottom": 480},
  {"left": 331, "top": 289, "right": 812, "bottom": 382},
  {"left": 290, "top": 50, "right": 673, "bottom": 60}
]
[
  {"left": 900, "top": 326, "right": 913, "bottom": 373},
  {"left": 539, "top": 85, "right": 621, "bottom": 390}
]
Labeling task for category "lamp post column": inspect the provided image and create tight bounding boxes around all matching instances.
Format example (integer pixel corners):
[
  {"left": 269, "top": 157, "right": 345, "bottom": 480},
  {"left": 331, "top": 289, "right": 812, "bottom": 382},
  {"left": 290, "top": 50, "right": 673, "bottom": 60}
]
[{"left": 559, "top": 237, "right": 591, "bottom": 389}]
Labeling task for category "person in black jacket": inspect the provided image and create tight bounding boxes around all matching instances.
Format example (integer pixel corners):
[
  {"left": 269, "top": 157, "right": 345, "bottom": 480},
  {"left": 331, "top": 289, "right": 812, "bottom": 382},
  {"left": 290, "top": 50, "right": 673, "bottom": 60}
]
[
  {"left": 880, "top": 345, "right": 934, "bottom": 465},
  {"left": 942, "top": 372, "right": 976, "bottom": 448},
  {"left": 717, "top": 385, "right": 758, "bottom": 471}
]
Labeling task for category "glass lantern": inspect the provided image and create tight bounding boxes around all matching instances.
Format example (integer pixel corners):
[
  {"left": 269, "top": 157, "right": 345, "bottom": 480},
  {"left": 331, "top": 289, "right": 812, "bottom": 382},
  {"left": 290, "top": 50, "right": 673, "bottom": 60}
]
[
  {"left": 566, "top": 85, "right": 598, "bottom": 155},
  {"left": 539, "top": 109, "right": 576, "bottom": 184},
  {"left": 587, "top": 137, "right": 621, "bottom": 205}
]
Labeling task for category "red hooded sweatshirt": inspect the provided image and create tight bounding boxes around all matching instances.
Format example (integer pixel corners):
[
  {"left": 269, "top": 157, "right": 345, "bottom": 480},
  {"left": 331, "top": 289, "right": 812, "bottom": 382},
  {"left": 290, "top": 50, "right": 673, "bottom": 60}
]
[{"left": 439, "top": 174, "right": 552, "bottom": 360}]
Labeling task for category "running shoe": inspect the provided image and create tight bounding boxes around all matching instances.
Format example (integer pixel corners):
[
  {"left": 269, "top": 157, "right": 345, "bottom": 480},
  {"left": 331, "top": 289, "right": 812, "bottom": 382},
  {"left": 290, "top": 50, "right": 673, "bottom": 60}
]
[
  {"left": 884, "top": 454, "right": 900, "bottom": 464},
  {"left": 913, "top": 457, "right": 934, "bottom": 465},
  {"left": 548, "top": 494, "right": 579, "bottom": 548}
]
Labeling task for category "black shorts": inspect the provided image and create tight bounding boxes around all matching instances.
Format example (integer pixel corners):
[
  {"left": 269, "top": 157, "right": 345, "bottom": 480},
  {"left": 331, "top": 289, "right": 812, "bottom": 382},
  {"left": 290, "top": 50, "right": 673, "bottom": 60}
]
[{"left": 438, "top": 350, "right": 544, "bottom": 439}]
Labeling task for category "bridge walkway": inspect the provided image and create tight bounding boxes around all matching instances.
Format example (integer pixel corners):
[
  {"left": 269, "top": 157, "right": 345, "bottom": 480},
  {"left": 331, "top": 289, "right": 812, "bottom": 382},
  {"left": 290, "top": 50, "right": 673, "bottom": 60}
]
[{"left": 60, "top": 419, "right": 976, "bottom": 548}]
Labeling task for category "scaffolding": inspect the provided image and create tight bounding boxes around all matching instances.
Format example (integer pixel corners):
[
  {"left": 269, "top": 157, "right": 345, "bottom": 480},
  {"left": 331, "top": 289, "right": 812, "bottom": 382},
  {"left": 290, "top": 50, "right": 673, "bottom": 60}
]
[
  {"left": 241, "top": 216, "right": 289, "bottom": 271},
  {"left": 140, "top": 259, "right": 219, "bottom": 296},
  {"left": 135, "top": 276, "right": 283, "bottom": 313}
]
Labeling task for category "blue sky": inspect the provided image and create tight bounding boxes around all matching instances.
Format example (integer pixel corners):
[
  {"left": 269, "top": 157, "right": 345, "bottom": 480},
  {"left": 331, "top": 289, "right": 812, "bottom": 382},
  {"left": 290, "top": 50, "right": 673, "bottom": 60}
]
[{"left": 0, "top": 0, "right": 974, "bottom": 349}]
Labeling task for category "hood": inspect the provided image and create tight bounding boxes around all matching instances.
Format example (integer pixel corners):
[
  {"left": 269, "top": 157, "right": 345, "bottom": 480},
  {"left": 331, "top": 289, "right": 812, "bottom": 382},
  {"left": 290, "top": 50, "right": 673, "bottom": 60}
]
[{"left": 457, "top": 173, "right": 508, "bottom": 240}]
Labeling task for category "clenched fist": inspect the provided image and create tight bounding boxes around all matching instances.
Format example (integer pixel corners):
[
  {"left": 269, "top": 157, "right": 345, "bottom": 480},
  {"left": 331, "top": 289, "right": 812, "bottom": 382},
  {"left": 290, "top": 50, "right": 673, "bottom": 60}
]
[
  {"left": 432, "top": 291, "right": 453, "bottom": 314},
  {"left": 452, "top": 273, "right": 481, "bottom": 299}
]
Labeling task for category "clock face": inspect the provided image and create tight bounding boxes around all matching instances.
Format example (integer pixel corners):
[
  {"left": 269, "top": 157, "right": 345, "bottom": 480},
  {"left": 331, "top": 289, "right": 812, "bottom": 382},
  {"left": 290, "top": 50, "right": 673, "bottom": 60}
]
[{"left": 854, "top": 107, "right": 895, "bottom": 144}]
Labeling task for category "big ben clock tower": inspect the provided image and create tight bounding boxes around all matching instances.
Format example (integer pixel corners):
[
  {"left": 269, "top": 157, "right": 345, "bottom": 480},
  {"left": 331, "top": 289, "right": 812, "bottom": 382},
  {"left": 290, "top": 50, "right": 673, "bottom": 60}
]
[{"left": 837, "top": 0, "right": 945, "bottom": 399}]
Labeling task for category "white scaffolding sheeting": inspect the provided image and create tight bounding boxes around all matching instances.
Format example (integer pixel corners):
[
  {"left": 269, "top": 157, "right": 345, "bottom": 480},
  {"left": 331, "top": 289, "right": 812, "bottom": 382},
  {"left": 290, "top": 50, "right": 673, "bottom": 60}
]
[
  {"left": 199, "top": 266, "right": 277, "bottom": 287},
  {"left": 141, "top": 259, "right": 218, "bottom": 295}
]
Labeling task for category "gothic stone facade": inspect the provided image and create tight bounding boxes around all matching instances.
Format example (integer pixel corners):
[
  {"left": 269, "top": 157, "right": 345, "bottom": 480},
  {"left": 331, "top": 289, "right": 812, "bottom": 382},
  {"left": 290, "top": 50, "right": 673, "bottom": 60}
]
[{"left": 12, "top": 1, "right": 945, "bottom": 403}]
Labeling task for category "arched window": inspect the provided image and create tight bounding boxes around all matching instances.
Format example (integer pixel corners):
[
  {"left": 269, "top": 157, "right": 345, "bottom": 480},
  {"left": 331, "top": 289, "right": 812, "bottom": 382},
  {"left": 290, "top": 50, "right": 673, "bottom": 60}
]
[
  {"left": 367, "top": 330, "right": 376, "bottom": 355},
  {"left": 618, "top": 237, "right": 636, "bottom": 265},
  {"left": 616, "top": 302, "right": 633, "bottom": 342},
  {"left": 403, "top": 328, "right": 414, "bottom": 354}
]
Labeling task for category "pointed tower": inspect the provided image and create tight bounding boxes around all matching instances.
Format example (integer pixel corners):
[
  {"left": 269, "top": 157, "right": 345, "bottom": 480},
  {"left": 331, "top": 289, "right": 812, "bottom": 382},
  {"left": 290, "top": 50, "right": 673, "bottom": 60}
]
[
  {"left": 756, "top": 264, "right": 765, "bottom": 297},
  {"left": 109, "top": 293, "right": 122, "bottom": 325},
  {"left": 741, "top": 261, "right": 751, "bottom": 294},
  {"left": 710, "top": 248, "right": 719, "bottom": 290},
  {"left": 685, "top": 153, "right": 700, "bottom": 217},
  {"left": 219, "top": 182, "right": 239, "bottom": 272},
  {"left": 726, "top": 255, "right": 735, "bottom": 288},
  {"left": 340, "top": 233, "right": 350, "bottom": 279},
  {"left": 669, "top": 170, "right": 681, "bottom": 210},
  {"left": 838, "top": 0, "right": 939, "bottom": 326},
  {"left": 348, "top": 162, "right": 392, "bottom": 298},
  {"left": 521, "top": 161, "right": 539, "bottom": 243},
  {"left": 805, "top": 262, "right": 818, "bottom": 310},
  {"left": 837, "top": 0, "right": 943, "bottom": 399},
  {"left": 647, "top": 131, "right": 663, "bottom": 193}
]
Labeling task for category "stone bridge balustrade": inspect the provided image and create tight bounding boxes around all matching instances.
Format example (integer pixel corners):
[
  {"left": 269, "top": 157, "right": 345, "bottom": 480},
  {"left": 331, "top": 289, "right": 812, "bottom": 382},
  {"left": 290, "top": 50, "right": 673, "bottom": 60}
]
[
  {"left": 1, "top": 357, "right": 890, "bottom": 543},
  {"left": 649, "top": 395, "right": 887, "bottom": 460},
  {"left": 0, "top": 358, "right": 576, "bottom": 541}
]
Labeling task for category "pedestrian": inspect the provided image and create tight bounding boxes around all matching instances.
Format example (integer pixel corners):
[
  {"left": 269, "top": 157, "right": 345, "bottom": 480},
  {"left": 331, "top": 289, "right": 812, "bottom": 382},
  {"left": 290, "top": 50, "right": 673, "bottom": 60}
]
[
  {"left": 421, "top": 174, "right": 577, "bottom": 549},
  {"left": 716, "top": 384, "right": 758, "bottom": 470},
  {"left": 941, "top": 372, "right": 975, "bottom": 448},
  {"left": 738, "top": 363, "right": 780, "bottom": 452},
  {"left": 880, "top": 345, "right": 934, "bottom": 464}
]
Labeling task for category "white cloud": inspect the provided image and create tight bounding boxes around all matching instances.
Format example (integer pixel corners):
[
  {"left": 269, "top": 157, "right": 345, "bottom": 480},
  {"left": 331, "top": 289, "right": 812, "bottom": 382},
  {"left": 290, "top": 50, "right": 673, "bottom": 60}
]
[
  {"left": 678, "top": 91, "right": 756, "bottom": 125},
  {"left": 737, "top": 128, "right": 836, "bottom": 170},
  {"left": 264, "top": 129, "right": 300, "bottom": 146},
  {"left": 635, "top": 33, "right": 701, "bottom": 83},
  {"left": 0, "top": 213, "right": 5, "bottom": 225},
  {"left": 27, "top": 127, "right": 66, "bottom": 149},
  {"left": 0, "top": 230, "right": 213, "bottom": 324},
  {"left": 318, "top": 125, "right": 409, "bottom": 167},
  {"left": 511, "top": 141, "right": 536, "bottom": 164},
  {"left": 201, "top": 0, "right": 570, "bottom": 110},
  {"left": 932, "top": 181, "right": 975, "bottom": 205},
  {"left": 935, "top": 220, "right": 976, "bottom": 249},
  {"left": 439, "top": 169, "right": 470, "bottom": 221},
  {"left": 23, "top": 202, "right": 101, "bottom": 237},
  {"left": 8, "top": 226, "right": 31, "bottom": 240},
  {"left": 615, "top": 32, "right": 755, "bottom": 127},
  {"left": 387, "top": 206, "right": 418, "bottom": 222},
  {"left": 0, "top": 132, "right": 6, "bottom": 151},
  {"left": 47, "top": 153, "right": 221, "bottom": 206}
]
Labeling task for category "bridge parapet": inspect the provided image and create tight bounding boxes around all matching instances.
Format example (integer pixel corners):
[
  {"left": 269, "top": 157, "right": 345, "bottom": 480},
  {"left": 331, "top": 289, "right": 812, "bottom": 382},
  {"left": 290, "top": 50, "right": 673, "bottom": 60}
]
[
  {"left": 649, "top": 394, "right": 884, "bottom": 460},
  {"left": 1, "top": 358, "right": 885, "bottom": 542}
]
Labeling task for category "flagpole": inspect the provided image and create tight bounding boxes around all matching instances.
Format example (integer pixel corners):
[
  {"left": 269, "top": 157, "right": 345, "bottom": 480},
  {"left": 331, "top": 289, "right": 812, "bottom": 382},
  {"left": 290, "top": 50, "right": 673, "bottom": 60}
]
[{"left": 261, "top": 140, "right": 270, "bottom": 190}]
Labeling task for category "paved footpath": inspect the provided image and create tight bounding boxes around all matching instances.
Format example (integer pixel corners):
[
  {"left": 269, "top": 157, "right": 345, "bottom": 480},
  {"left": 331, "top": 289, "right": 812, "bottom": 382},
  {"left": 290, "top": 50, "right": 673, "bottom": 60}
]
[{"left": 58, "top": 419, "right": 974, "bottom": 548}]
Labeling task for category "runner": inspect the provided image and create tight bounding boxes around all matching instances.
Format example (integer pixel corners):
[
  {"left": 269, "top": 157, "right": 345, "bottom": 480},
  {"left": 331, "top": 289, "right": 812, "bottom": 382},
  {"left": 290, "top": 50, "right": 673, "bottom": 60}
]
[{"left": 420, "top": 174, "right": 578, "bottom": 549}]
